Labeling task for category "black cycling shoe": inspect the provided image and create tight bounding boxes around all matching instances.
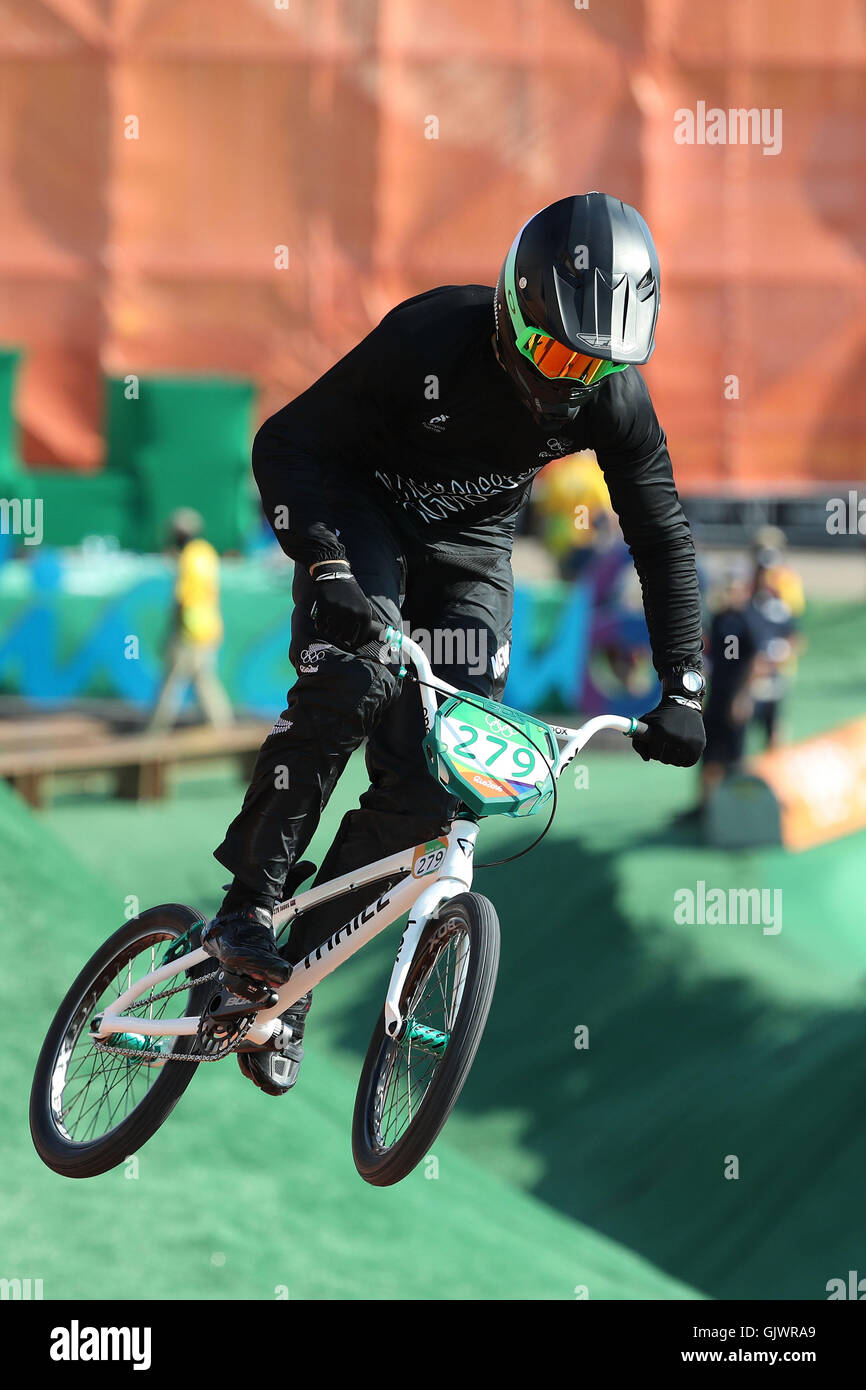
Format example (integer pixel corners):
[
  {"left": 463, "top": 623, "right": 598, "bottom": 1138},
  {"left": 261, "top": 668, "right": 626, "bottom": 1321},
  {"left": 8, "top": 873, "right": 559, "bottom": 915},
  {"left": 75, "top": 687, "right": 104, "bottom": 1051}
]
[
  {"left": 201, "top": 904, "right": 291, "bottom": 988},
  {"left": 237, "top": 992, "right": 313, "bottom": 1097}
]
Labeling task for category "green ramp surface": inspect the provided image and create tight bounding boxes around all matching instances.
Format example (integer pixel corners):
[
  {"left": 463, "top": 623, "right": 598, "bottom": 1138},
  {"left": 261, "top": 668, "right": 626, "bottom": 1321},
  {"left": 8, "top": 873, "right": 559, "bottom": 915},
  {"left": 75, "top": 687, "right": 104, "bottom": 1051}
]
[{"left": 1, "top": 778, "right": 696, "bottom": 1301}]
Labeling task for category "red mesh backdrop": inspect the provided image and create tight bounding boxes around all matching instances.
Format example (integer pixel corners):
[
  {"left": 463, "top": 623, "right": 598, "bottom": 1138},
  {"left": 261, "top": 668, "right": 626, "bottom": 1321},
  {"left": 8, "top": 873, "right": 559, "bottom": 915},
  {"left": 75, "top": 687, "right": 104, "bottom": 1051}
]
[{"left": 0, "top": 0, "right": 863, "bottom": 487}]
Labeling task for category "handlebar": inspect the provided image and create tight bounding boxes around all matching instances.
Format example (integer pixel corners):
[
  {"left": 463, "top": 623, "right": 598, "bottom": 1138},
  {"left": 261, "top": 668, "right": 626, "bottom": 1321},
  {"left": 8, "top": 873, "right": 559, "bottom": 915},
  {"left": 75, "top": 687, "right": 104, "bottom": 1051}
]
[
  {"left": 378, "top": 625, "right": 651, "bottom": 758},
  {"left": 307, "top": 619, "right": 651, "bottom": 745}
]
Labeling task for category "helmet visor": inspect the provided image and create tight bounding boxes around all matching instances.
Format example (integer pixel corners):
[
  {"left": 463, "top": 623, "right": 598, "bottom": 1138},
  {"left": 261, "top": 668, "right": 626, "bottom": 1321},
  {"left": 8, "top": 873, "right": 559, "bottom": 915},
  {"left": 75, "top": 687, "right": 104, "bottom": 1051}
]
[{"left": 517, "top": 328, "right": 629, "bottom": 385}]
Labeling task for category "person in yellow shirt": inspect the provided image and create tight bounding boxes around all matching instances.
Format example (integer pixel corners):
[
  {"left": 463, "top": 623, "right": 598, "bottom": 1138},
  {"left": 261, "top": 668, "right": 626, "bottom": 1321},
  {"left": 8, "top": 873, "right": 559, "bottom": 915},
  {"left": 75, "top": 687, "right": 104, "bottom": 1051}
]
[
  {"left": 149, "top": 509, "right": 233, "bottom": 730},
  {"left": 750, "top": 526, "right": 805, "bottom": 617},
  {"left": 532, "top": 449, "right": 616, "bottom": 577}
]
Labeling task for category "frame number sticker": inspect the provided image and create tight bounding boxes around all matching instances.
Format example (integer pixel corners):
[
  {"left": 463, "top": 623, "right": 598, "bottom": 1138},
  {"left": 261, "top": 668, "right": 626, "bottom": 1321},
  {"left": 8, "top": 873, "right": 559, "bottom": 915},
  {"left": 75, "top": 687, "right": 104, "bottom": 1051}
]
[{"left": 412, "top": 839, "right": 448, "bottom": 878}]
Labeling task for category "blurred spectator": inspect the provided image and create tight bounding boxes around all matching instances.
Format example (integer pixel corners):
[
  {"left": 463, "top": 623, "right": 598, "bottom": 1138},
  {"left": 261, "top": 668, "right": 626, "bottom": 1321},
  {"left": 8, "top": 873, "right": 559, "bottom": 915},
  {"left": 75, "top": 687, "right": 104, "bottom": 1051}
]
[
  {"left": 677, "top": 562, "right": 758, "bottom": 822},
  {"left": 532, "top": 450, "right": 616, "bottom": 579},
  {"left": 747, "top": 545, "right": 802, "bottom": 750},
  {"left": 148, "top": 508, "right": 233, "bottom": 731},
  {"left": 750, "top": 525, "right": 805, "bottom": 617}
]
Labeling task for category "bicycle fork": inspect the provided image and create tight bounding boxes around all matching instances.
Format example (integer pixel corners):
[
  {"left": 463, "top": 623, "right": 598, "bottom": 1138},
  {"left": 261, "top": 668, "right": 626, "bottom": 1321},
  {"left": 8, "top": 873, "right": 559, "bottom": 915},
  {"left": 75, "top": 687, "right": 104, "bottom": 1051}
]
[{"left": 382, "top": 818, "right": 478, "bottom": 1039}]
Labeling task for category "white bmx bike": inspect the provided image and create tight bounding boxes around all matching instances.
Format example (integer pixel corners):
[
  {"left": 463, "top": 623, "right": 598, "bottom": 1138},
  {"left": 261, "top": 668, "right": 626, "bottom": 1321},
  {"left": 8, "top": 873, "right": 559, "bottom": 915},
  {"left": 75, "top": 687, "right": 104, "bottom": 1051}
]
[{"left": 30, "top": 628, "right": 646, "bottom": 1186}]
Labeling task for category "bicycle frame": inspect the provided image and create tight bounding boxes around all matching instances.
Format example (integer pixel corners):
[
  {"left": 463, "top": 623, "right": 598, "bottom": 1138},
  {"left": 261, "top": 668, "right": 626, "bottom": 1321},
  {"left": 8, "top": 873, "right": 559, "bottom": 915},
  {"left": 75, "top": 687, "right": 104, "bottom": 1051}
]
[{"left": 91, "top": 633, "right": 637, "bottom": 1051}]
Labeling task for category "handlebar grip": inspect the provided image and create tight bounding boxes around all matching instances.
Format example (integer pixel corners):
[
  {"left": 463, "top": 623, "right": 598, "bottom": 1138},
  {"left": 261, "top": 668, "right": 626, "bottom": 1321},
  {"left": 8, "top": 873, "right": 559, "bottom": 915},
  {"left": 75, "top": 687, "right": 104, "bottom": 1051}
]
[{"left": 631, "top": 719, "right": 650, "bottom": 738}]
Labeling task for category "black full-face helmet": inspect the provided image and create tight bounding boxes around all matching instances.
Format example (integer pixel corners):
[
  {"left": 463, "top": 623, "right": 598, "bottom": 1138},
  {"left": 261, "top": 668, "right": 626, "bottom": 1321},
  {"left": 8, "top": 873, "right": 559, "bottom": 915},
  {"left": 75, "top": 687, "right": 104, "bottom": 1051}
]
[{"left": 493, "top": 192, "right": 660, "bottom": 425}]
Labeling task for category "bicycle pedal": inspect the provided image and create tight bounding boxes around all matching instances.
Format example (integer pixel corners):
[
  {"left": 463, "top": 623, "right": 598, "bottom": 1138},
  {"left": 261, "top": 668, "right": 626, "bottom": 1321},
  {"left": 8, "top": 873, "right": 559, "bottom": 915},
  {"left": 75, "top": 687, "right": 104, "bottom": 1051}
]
[
  {"left": 215, "top": 970, "right": 280, "bottom": 1010},
  {"left": 234, "top": 1027, "right": 282, "bottom": 1054}
]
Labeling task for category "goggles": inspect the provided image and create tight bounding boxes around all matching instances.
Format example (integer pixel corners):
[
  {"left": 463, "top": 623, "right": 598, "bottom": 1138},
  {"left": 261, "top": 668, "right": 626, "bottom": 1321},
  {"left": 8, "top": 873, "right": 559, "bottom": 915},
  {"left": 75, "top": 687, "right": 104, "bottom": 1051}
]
[{"left": 515, "top": 328, "right": 629, "bottom": 385}]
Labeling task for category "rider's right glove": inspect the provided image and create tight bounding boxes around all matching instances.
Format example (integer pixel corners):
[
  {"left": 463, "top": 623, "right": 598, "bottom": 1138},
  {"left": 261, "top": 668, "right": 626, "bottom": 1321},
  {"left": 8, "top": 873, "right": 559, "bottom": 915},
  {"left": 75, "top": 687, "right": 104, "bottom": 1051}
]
[
  {"left": 632, "top": 696, "right": 706, "bottom": 767},
  {"left": 310, "top": 561, "right": 378, "bottom": 651}
]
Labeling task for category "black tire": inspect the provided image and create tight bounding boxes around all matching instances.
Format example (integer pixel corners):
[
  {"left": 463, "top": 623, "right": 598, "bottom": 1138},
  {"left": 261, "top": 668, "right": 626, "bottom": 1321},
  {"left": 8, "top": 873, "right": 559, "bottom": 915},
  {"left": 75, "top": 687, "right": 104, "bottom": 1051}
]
[
  {"left": 352, "top": 892, "right": 499, "bottom": 1187},
  {"left": 30, "top": 905, "right": 212, "bottom": 1179}
]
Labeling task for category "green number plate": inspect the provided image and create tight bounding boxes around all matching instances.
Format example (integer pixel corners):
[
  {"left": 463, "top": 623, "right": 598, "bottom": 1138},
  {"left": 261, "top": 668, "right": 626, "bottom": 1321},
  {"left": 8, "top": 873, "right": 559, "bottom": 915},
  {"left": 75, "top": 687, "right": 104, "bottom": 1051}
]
[{"left": 423, "top": 694, "right": 559, "bottom": 818}]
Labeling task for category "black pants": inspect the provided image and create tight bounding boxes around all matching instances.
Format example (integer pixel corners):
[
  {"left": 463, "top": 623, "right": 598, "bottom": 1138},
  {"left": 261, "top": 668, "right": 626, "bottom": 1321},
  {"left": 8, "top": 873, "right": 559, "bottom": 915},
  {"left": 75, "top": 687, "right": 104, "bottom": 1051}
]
[{"left": 214, "top": 489, "right": 513, "bottom": 962}]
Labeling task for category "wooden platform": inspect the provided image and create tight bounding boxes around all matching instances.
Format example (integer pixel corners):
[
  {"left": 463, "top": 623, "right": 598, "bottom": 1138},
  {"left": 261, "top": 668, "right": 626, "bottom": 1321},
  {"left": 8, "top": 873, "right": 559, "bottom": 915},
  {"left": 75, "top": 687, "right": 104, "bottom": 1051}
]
[
  {"left": 0, "top": 713, "right": 111, "bottom": 752},
  {"left": 0, "top": 720, "right": 270, "bottom": 808}
]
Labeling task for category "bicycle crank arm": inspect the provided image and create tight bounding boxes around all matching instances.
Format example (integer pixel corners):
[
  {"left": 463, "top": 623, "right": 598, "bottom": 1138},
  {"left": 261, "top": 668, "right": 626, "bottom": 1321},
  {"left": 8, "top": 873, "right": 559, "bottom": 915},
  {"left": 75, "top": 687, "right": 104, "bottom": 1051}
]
[{"left": 208, "top": 972, "right": 280, "bottom": 1018}]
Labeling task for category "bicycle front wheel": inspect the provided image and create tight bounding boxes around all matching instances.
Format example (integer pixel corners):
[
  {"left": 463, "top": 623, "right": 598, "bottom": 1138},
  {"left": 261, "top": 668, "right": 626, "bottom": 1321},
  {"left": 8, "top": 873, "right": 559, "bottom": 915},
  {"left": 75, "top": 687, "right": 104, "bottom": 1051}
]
[
  {"left": 352, "top": 891, "right": 499, "bottom": 1187},
  {"left": 30, "top": 905, "right": 212, "bottom": 1179}
]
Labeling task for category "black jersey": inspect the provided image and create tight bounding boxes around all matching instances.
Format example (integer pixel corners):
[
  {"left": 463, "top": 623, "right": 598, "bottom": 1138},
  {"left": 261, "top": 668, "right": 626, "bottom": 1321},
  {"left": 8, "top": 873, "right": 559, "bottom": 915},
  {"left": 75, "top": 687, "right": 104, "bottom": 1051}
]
[{"left": 252, "top": 285, "right": 703, "bottom": 678}]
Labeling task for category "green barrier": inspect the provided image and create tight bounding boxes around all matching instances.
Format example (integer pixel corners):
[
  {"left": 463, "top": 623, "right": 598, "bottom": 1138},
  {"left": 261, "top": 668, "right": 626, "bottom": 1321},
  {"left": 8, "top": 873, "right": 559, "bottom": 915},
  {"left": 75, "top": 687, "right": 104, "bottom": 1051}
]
[
  {"left": 104, "top": 375, "right": 258, "bottom": 552},
  {"left": 2, "top": 367, "right": 259, "bottom": 554},
  {"left": 0, "top": 347, "right": 24, "bottom": 494},
  {"left": 17, "top": 470, "right": 140, "bottom": 550}
]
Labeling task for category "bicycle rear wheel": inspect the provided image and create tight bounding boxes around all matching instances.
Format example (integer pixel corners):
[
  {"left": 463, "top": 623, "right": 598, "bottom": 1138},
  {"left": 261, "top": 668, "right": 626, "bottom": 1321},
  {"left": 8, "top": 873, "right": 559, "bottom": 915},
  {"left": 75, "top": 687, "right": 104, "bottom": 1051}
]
[
  {"left": 30, "top": 905, "right": 212, "bottom": 1179},
  {"left": 352, "top": 892, "right": 499, "bottom": 1187}
]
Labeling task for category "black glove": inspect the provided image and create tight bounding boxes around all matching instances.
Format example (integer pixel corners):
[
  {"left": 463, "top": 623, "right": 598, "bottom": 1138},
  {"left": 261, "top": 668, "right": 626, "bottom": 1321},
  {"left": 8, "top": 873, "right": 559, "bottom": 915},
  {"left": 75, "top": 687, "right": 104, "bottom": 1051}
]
[
  {"left": 632, "top": 696, "right": 706, "bottom": 767},
  {"left": 310, "top": 564, "right": 377, "bottom": 651}
]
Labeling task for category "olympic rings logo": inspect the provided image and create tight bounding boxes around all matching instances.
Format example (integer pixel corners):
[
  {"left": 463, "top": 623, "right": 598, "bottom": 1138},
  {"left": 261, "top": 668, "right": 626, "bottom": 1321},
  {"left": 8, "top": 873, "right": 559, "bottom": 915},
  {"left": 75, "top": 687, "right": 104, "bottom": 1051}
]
[
  {"left": 299, "top": 643, "right": 330, "bottom": 665},
  {"left": 484, "top": 714, "right": 511, "bottom": 736}
]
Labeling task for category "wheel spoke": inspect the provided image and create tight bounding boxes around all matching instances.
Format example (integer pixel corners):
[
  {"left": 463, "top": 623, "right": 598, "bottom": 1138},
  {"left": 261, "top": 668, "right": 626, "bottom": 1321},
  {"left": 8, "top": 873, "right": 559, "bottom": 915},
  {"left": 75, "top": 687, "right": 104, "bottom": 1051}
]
[
  {"left": 49, "top": 929, "right": 197, "bottom": 1145},
  {"left": 371, "top": 924, "right": 469, "bottom": 1151}
]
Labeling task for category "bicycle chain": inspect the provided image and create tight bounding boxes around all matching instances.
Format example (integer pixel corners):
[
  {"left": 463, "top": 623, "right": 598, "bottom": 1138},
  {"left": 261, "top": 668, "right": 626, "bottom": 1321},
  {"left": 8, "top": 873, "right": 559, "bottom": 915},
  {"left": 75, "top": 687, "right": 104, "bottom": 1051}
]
[
  {"left": 122, "top": 968, "right": 219, "bottom": 1011},
  {"left": 91, "top": 1039, "right": 231, "bottom": 1062},
  {"left": 90, "top": 967, "right": 241, "bottom": 1063}
]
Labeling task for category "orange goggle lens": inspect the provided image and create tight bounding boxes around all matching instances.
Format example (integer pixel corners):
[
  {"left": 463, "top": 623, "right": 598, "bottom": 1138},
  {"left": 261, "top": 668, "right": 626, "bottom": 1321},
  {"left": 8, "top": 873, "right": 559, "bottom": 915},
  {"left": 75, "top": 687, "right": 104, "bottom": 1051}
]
[{"left": 522, "top": 331, "right": 621, "bottom": 384}]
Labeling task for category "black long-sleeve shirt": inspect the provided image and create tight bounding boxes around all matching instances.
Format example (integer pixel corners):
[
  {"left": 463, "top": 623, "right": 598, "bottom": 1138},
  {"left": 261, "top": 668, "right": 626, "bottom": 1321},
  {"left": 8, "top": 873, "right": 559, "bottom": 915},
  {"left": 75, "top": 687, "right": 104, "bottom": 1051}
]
[{"left": 252, "top": 284, "right": 703, "bottom": 678}]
